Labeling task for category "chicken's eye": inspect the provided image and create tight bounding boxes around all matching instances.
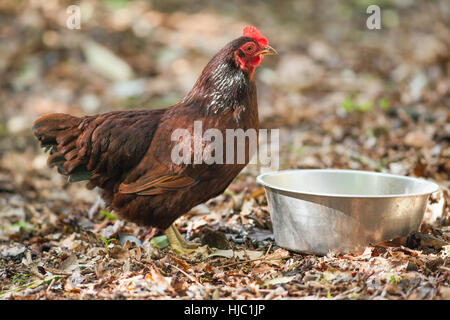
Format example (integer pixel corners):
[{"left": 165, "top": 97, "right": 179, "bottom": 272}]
[{"left": 246, "top": 45, "right": 255, "bottom": 52}]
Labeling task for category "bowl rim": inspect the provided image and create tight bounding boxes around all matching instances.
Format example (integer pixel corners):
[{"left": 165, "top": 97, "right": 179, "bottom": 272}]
[{"left": 256, "top": 169, "right": 440, "bottom": 198}]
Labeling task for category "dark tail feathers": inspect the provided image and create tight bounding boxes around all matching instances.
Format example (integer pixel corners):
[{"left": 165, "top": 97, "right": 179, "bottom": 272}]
[{"left": 33, "top": 113, "right": 91, "bottom": 181}]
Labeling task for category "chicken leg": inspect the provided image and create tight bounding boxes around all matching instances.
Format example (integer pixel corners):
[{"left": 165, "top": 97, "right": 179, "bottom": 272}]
[{"left": 164, "top": 224, "right": 199, "bottom": 254}]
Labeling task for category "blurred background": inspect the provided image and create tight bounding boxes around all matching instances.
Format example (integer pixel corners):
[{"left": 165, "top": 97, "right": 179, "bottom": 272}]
[
  {"left": 0, "top": 0, "right": 449, "bottom": 300},
  {"left": 0, "top": 0, "right": 448, "bottom": 210}
]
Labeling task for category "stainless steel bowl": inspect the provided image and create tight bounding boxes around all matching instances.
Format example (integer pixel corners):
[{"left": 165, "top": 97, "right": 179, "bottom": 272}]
[{"left": 257, "top": 169, "right": 440, "bottom": 255}]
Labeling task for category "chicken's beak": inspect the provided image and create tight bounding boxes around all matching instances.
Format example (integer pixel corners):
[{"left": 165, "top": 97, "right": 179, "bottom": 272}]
[{"left": 259, "top": 45, "right": 277, "bottom": 56}]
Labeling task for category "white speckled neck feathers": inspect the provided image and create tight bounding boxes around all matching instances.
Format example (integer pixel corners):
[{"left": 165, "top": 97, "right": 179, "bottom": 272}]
[{"left": 181, "top": 37, "right": 257, "bottom": 117}]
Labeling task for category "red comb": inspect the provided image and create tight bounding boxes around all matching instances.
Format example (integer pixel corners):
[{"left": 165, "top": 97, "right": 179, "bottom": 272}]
[{"left": 242, "top": 25, "right": 268, "bottom": 47}]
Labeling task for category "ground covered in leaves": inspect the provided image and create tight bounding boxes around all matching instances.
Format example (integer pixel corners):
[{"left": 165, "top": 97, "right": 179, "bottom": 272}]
[{"left": 0, "top": 0, "right": 449, "bottom": 300}]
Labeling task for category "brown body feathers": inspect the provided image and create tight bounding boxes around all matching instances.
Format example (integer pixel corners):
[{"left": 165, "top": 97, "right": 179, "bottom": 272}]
[{"left": 33, "top": 28, "right": 271, "bottom": 230}]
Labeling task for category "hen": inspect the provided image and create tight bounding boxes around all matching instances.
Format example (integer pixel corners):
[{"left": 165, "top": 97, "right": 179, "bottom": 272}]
[{"left": 33, "top": 26, "right": 276, "bottom": 253}]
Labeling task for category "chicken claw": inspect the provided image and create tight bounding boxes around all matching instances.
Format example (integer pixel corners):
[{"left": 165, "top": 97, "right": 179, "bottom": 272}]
[{"left": 164, "top": 224, "right": 199, "bottom": 254}]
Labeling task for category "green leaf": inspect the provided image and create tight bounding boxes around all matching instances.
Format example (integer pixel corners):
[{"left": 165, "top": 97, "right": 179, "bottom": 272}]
[
  {"left": 100, "top": 210, "right": 117, "bottom": 220},
  {"left": 1, "top": 276, "right": 58, "bottom": 297},
  {"left": 342, "top": 97, "right": 354, "bottom": 112},
  {"left": 389, "top": 275, "right": 400, "bottom": 283},
  {"left": 100, "top": 237, "right": 108, "bottom": 246},
  {"left": 224, "top": 188, "right": 237, "bottom": 197},
  {"left": 103, "top": 0, "right": 129, "bottom": 10},
  {"left": 44, "top": 276, "right": 61, "bottom": 285},
  {"left": 327, "top": 290, "right": 333, "bottom": 299},
  {"left": 9, "top": 222, "right": 36, "bottom": 231},
  {"left": 100, "top": 237, "right": 116, "bottom": 249},
  {"left": 379, "top": 98, "right": 389, "bottom": 110},
  {"left": 12, "top": 274, "right": 29, "bottom": 284},
  {"left": 356, "top": 101, "right": 373, "bottom": 112},
  {"left": 150, "top": 235, "right": 170, "bottom": 249},
  {"left": 295, "top": 145, "right": 307, "bottom": 156}
]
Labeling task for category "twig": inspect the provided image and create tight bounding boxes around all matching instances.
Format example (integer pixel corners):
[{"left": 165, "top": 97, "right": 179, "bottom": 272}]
[
  {"left": 0, "top": 276, "right": 57, "bottom": 297},
  {"left": 167, "top": 263, "right": 203, "bottom": 286},
  {"left": 218, "top": 257, "right": 266, "bottom": 269},
  {"left": 46, "top": 278, "right": 56, "bottom": 293},
  {"left": 218, "top": 242, "right": 276, "bottom": 269},
  {"left": 265, "top": 242, "right": 273, "bottom": 256}
]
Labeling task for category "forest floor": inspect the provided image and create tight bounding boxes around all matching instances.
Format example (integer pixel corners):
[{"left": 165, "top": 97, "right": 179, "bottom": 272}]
[{"left": 0, "top": 0, "right": 449, "bottom": 299}]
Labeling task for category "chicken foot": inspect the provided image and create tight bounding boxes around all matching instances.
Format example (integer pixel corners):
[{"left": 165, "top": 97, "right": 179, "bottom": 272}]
[{"left": 164, "top": 224, "right": 199, "bottom": 254}]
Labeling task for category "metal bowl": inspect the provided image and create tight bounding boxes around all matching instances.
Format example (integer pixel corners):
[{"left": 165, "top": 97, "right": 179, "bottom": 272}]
[{"left": 257, "top": 169, "right": 440, "bottom": 255}]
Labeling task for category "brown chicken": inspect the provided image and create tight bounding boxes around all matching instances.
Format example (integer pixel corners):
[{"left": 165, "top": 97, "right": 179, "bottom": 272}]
[{"left": 33, "top": 26, "right": 276, "bottom": 253}]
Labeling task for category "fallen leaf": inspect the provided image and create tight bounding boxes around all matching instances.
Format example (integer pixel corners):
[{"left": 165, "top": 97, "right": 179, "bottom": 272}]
[
  {"left": 404, "top": 131, "right": 432, "bottom": 148},
  {"left": 261, "top": 276, "right": 295, "bottom": 288},
  {"left": 439, "top": 287, "right": 450, "bottom": 300},
  {"left": 265, "top": 248, "right": 290, "bottom": 260},
  {"left": 118, "top": 234, "right": 142, "bottom": 247},
  {"left": 209, "top": 249, "right": 263, "bottom": 260},
  {"left": 150, "top": 235, "right": 169, "bottom": 249},
  {"left": 406, "top": 232, "right": 447, "bottom": 250},
  {"left": 59, "top": 254, "right": 78, "bottom": 271},
  {"left": 109, "top": 245, "right": 129, "bottom": 260},
  {"left": 200, "top": 227, "right": 230, "bottom": 249}
]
